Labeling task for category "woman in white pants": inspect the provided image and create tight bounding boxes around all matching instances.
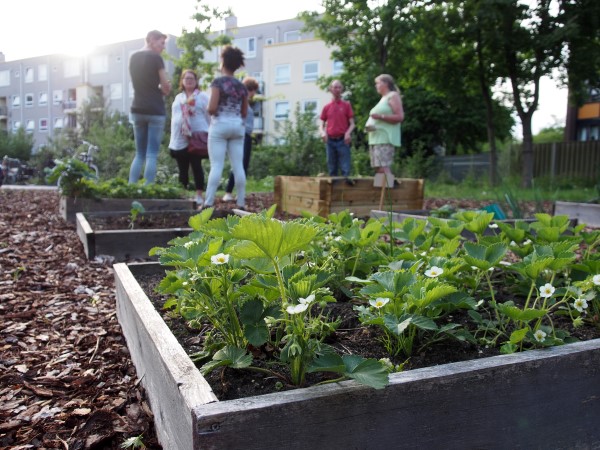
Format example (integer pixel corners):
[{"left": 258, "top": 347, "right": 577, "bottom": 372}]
[{"left": 204, "top": 45, "right": 248, "bottom": 209}]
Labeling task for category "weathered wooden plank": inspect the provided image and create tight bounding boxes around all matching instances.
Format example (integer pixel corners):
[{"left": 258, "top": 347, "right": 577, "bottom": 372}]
[
  {"left": 192, "top": 340, "right": 600, "bottom": 449},
  {"left": 60, "top": 196, "right": 195, "bottom": 222},
  {"left": 554, "top": 201, "right": 600, "bottom": 227},
  {"left": 114, "top": 263, "right": 218, "bottom": 450}
]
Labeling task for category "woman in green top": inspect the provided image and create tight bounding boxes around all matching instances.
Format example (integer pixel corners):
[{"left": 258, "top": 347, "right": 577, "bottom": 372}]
[{"left": 365, "top": 74, "right": 405, "bottom": 179}]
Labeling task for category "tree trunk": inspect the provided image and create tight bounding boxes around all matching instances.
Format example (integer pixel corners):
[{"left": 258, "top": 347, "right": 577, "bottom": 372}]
[{"left": 521, "top": 118, "right": 534, "bottom": 188}]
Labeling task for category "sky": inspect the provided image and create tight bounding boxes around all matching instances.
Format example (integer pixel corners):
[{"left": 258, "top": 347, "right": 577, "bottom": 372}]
[{"left": 1, "top": 0, "right": 566, "bottom": 135}]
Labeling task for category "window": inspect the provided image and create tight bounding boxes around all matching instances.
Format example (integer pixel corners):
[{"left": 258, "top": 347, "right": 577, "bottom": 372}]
[
  {"left": 25, "top": 67, "right": 34, "bottom": 83},
  {"left": 25, "top": 93, "right": 34, "bottom": 107},
  {"left": 26, "top": 120, "right": 35, "bottom": 132},
  {"left": 247, "top": 37, "right": 256, "bottom": 57},
  {"left": 39, "top": 92, "right": 48, "bottom": 106},
  {"left": 90, "top": 55, "right": 108, "bottom": 74},
  {"left": 54, "top": 117, "right": 63, "bottom": 129},
  {"left": 38, "top": 64, "right": 48, "bottom": 81},
  {"left": 53, "top": 90, "right": 63, "bottom": 105},
  {"left": 284, "top": 30, "right": 300, "bottom": 42},
  {"left": 64, "top": 59, "right": 80, "bottom": 78},
  {"left": 251, "top": 72, "right": 263, "bottom": 82},
  {"left": 13, "top": 121, "right": 21, "bottom": 130},
  {"left": 275, "top": 64, "right": 290, "bottom": 84},
  {"left": 265, "top": 37, "right": 274, "bottom": 46},
  {"left": 303, "top": 61, "right": 319, "bottom": 82},
  {"left": 333, "top": 60, "right": 344, "bottom": 75},
  {"left": 110, "top": 83, "right": 122, "bottom": 100},
  {"left": 302, "top": 99, "right": 319, "bottom": 116},
  {"left": 274, "top": 102, "right": 290, "bottom": 120},
  {"left": 12, "top": 95, "right": 21, "bottom": 108},
  {"left": 233, "top": 37, "right": 257, "bottom": 58},
  {"left": 39, "top": 119, "right": 49, "bottom": 132},
  {"left": 0, "top": 70, "right": 9, "bottom": 87}
]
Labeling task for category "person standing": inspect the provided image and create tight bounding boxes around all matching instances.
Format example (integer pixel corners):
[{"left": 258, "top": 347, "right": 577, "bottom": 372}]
[
  {"left": 204, "top": 45, "right": 248, "bottom": 210},
  {"left": 128, "top": 30, "right": 171, "bottom": 185},
  {"left": 222, "top": 77, "right": 259, "bottom": 202},
  {"left": 365, "top": 74, "right": 405, "bottom": 182},
  {"left": 168, "top": 69, "right": 210, "bottom": 206},
  {"left": 319, "top": 79, "right": 355, "bottom": 183}
]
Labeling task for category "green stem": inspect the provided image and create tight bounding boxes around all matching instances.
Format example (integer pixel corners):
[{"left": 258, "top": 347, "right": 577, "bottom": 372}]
[
  {"left": 523, "top": 280, "right": 536, "bottom": 310},
  {"left": 351, "top": 248, "right": 362, "bottom": 277}
]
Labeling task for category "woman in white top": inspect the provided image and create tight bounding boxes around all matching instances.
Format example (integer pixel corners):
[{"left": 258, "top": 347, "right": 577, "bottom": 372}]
[{"left": 168, "top": 69, "right": 210, "bottom": 206}]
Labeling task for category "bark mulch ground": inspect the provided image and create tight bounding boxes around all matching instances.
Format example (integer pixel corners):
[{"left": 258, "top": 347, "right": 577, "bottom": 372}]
[{"left": 1, "top": 188, "right": 162, "bottom": 449}]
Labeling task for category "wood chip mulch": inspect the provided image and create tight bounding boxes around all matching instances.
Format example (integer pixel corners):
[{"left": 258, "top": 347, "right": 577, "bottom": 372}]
[{"left": 0, "top": 188, "right": 162, "bottom": 449}]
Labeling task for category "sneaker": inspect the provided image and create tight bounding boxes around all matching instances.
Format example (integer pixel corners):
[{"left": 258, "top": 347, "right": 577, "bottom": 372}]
[{"left": 222, "top": 192, "right": 235, "bottom": 202}]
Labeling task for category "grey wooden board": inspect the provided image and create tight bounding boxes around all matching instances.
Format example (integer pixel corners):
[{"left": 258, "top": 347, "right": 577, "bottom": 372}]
[
  {"left": 554, "top": 201, "right": 600, "bottom": 227},
  {"left": 75, "top": 211, "right": 195, "bottom": 260},
  {"left": 60, "top": 196, "right": 195, "bottom": 222},
  {"left": 114, "top": 263, "right": 218, "bottom": 450},
  {"left": 192, "top": 340, "right": 600, "bottom": 449},
  {"left": 115, "top": 263, "right": 600, "bottom": 450}
]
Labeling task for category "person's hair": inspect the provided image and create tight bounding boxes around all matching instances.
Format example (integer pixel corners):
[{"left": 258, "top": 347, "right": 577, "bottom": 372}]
[
  {"left": 179, "top": 69, "right": 198, "bottom": 91},
  {"left": 221, "top": 45, "right": 245, "bottom": 72},
  {"left": 146, "top": 30, "right": 167, "bottom": 43},
  {"left": 242, "top": 77, "right": 259, "bottom": 92},
  {"left": 375, "top": 74, "right": 400, "bottom": 92}
]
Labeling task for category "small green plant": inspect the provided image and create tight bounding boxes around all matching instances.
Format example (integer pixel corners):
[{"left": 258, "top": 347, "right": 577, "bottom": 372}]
[
  {"left": 129, "top": 201, "right": 145, "bottom": 229},
  {"left": 152, "top": 206, "right": 390, "bottom": 389},
  {"left": 45, "top": 157, "right": 98, "bottom": 197},
  {"left": 120, "top": 434, "right": 146, "bottom": 450}
]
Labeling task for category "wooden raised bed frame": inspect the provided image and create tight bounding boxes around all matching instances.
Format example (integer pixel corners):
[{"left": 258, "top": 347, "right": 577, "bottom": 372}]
[
  {"left": 60, "top": 196, "right": 195, "bottom": 222},
  {"left": 274, "top": 176, "right": 424, "bottom": 217},
  {"left": 554, "top": 201, "right": 600, "bottom": 228},
  {"left": 114, "top": 262, "right": 600, "bottom": 450},
  {"left": 76, "top": 211, "right": 193, "bottom": 261}
]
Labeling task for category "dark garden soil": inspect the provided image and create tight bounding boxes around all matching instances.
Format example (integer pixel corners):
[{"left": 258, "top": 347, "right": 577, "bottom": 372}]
[{"left": 1, "top": 187, "right": 597, "bottom": 448}]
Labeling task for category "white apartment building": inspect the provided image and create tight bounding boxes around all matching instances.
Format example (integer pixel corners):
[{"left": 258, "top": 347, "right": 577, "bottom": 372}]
[{"left": 0, "top": 16, "right": 340, "bottom": 150}]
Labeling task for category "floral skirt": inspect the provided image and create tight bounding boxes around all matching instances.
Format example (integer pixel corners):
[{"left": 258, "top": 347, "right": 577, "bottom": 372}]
[{"left": 369, "top": 144, "right": 395, "bottom": 168}]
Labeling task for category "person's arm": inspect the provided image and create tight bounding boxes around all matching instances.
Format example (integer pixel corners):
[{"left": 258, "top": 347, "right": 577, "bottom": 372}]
[
  {"left": 373, "top": 92, "right": 404, "bottom": 123},
  {"left": 158, "top": 68, "right": 171, "bottom": 96},
  {"left": 344, "top": 117, "right": 355, "bottom": 144},
  {"left": 207, "top": 86, "right": 220, "bottom": 116},
  {"left": 319, "top": 119, "right": 328, "bottom": 142}
]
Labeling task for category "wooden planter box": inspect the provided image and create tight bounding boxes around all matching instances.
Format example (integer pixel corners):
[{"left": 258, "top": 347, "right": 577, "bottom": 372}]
[
  {"left": 274, "top": 176, "right": 424, "bottom": 217},
  {"left": 60, "top": 196, "right": 195, "bottom": 223},
  {"left": 554, "top": 201, "right": 600, "bottom": 228},
  {"left": 76, "top": 211, "right": 194, "bottom": 261},
  {"left": 114, "top": 262, "right": 600, "bottom": 450}
]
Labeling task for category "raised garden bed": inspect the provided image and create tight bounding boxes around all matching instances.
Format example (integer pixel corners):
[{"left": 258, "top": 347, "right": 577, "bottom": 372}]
[
  {"left": 114, "top": 261, "right": 600, "bottom": 450},
  {"left": 554, "top": 201, "right": 600, "bottom": 228},
  {"left": 60, "top": 196, "right": 195, "bottom": 222},
  {"left": 76, "top": 210, "right": 196, "bottom": 261},
  {"left": 274, "top": 176, "right": 424, "bottom": 217}
]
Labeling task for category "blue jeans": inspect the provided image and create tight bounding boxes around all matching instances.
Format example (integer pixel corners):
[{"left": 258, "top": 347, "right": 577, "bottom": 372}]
[
  {"left": 129, "top": 113, "right": 166, "bottom": 184},
  {"left": 204, "top": 118, "right": 246, "bottom": 207},
  {"left": 326, "top": 137, "right": 351, "bottom": 177}
]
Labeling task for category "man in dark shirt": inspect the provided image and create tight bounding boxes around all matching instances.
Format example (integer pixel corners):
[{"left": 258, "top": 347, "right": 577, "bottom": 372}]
[
  {"left": 319, "top": 80, "right": 356, "bottom": 182},
  {"left": 128, "top": 30, "right": 171, "bottom": 184}
]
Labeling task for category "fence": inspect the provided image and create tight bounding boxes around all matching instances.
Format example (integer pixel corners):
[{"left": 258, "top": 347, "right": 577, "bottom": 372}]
[{"left": 440, "top": 141, "right": 600, "bottom": 182}]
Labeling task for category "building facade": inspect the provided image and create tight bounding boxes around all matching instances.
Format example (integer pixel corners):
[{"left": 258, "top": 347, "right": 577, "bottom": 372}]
[
  {"left": 0, "top": 16, "right": 339, "bottom": 150},
  {"left": 0, "top": 36, "right": 180, "bottom": 150}
]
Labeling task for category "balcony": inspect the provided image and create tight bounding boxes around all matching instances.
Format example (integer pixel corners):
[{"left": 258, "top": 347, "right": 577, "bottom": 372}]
[{"left": 62, "top": 100, "right": 77, "bottom": 111}]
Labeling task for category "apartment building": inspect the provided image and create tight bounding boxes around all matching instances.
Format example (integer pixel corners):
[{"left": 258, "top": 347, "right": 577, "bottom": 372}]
[
  {"left": 0, "top": 16, "right": 339, "bottom": 150},
  {"left": 0, "top": 35, "right": 180, "bottom": 150}
]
